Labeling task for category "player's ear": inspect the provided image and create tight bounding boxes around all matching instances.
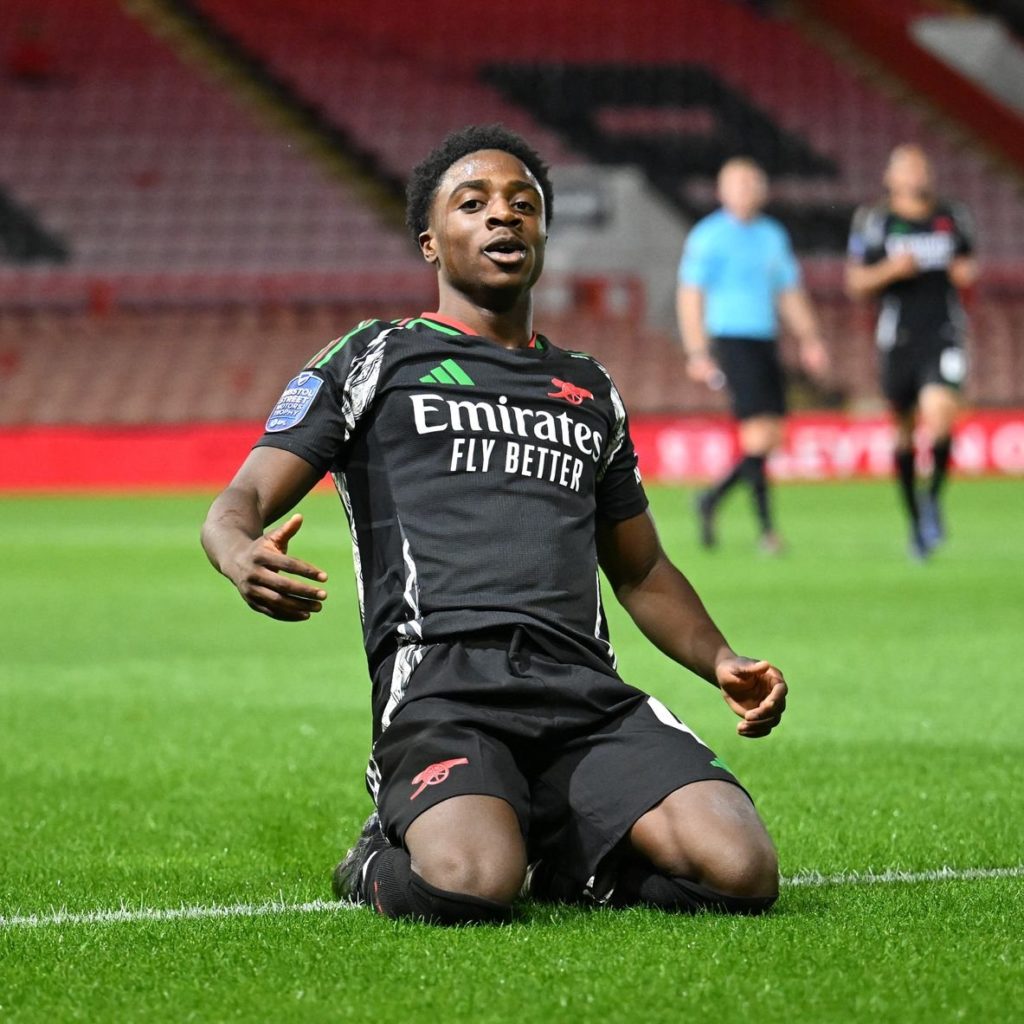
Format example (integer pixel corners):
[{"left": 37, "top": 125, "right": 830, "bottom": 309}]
[{"left": 419, "top": 229, "right": 438, "bottom": 266}]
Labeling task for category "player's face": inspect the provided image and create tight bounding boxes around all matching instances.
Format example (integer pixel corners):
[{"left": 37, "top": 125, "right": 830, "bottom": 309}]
[
  {"left": 718, "top": 164, "right": 767, "bottom": 221},
  {"left": 885, "top": 149, "right": 933, "bottom": 201},
  {"left": 420, "top": 149, "right": 547, "bottom": 304}
]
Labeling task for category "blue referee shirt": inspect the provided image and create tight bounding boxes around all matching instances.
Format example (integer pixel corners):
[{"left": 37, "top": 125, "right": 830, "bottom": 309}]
[{"left": 678, "top": 209, "right": 801, "bottom": 340}]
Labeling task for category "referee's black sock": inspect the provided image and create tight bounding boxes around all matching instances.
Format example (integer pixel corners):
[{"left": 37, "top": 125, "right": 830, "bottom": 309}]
[
  {"left": 894, "top": 447, "right": 919, "bottom": 524},
  {"left": 364, "top": 846, "right": 513, "bottom": 925},
  {"left": 740, "top": 454, "right": 772, "bottom": 534},
  {"left": 930, "top": 436, "right": 952, "bottom": 498},
  {"left": 611, "top": 863, "right": 776, "bottom": 916}
]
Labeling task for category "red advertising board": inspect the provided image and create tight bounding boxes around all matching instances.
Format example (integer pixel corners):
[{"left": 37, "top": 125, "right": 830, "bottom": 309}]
[
  {"left": 631, "top": 410, "right": 1024, "bottom": 482},
  {"left": 1, "top": 412, "right": 1022, "bottom": 491}
]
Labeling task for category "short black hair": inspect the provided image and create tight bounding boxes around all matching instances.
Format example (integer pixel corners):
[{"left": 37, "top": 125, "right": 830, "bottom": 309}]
[{"left": 405, "top": 124, "right": 554, "bottom": 242}]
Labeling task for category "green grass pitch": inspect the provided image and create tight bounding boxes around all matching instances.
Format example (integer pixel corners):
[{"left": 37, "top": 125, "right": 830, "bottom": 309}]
[{"left": 1, "top": 480, "right": 1022, "bottom": 1022}]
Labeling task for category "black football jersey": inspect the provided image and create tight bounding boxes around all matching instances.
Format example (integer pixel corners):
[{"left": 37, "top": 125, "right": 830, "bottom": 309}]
[
  {"left": 847, "top": 200, "right": 974, "bottom": 348},
  {"left": 255, "top": 314, "right": 649, "bottom": 679}
]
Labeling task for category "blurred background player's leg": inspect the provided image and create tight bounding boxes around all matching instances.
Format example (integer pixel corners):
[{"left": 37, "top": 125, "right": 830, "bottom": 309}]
[
  {"left": 917, "top": 382, "right": 960, "bottom": 548},
  {"left": 891, "top": 407, "right": 928, "bottom": 560}
]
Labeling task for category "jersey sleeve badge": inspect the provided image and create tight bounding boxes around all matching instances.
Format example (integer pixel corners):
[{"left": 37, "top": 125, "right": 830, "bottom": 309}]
[{"left": 265, "top": 372, "right": 324, "bottom": 432}]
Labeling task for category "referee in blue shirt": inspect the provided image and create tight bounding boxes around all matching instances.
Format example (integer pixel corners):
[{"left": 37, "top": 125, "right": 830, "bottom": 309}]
[{"left": 677, "top": 158, "right": 829, "bottom": 553}]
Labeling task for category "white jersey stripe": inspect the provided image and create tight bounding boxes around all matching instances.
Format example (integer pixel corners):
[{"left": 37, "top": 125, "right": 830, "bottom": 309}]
[{"left": 380, "top": 643, "right": 428, "bottom": 731}]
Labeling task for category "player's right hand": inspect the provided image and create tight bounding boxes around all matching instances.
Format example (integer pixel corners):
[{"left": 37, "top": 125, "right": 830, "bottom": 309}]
[
  {"left": 229, "top": 513, "right": 329, "bottom": 621},
  {"left": 888, "top": 251, "right": 919, "bottom": 280}
]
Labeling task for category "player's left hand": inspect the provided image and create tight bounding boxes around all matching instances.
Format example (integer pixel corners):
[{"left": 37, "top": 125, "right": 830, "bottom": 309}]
[{"left": 715, "top": 656, "right": 787, "bottom": 738}]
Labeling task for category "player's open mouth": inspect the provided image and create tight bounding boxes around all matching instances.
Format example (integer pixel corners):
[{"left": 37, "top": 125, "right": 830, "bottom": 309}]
[{"left": 483, "top": 236, "right": 528, "bottom": 267}]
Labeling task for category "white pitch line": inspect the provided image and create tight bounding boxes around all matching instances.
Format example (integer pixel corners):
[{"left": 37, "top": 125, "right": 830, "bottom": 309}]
[
  {"left": 781, "top": 864, "right": 1024, "bottom": 888},
  {"left": 0, "top": 897, "right": 358, "bottom": 930},
  {"left": 2, "top": 865, "right": 1022, "bottom": 930}
]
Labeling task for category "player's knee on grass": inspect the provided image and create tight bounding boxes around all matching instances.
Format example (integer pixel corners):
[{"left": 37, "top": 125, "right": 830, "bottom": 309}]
[
  {"left": 631, "top": 781, "right": 779, "bottom": 900},
  {"left": 410, "top": 843, "right": 526, "bottom": 905},
  {"left": 405, "top": 795, "right": 527, "bottom": 905},
  {"left": 368, "top": 847, "right": 516, "bottom": 925},
  {"left": 697, "top": 832, "right": 779, "bottom": 900}
]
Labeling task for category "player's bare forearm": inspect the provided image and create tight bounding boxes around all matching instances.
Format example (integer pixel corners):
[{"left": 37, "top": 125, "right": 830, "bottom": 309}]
[
  {"left": 598, "top": 512, "right": 788, "bottom": 736},
  {"left": 845, "top": 256, "right": 915, "bottom": 299},
  {"left": 202, "top": 447, "right": 329, "bottom": 620},
  {"left": 620, "top": 555, "right": 733, "bottom": 683},
  {"left": 597, "top": 512, "right": 732, "bottom": 683},
  {"left": 201, "top": 484, "right": 272, "bottom": 576},
  {"left": 949, "top": 256, "right": 978, "bottom": 290}
]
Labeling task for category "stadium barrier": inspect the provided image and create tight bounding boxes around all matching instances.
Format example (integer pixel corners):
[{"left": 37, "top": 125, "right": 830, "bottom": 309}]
[{"left": 1, "top": 411, "right": 1022, "bottom": 491}]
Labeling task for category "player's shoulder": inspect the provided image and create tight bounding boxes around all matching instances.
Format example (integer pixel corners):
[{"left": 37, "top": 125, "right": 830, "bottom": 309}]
[
  {"left": 850, "top": 201, "right": 889, "bottom": 240},
  {"left": 304, "top": 317, "right": 395, "bottom": 375},
  {"left": 850, "top": 200, "right": 887, "bottom": 224},
  {"left": 549, "top": 344, "right": 628, "bottom": 409},
  {"left": 936, "top": 197, "right": 973, "bottom": 229}
]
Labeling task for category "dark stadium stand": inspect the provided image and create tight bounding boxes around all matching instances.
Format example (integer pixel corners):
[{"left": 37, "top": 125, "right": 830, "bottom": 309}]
[
  {"left": 0, "top": 0, "right": 1021, "bottom": 425},
  {"left": 0, "top": 0, "right": 422, "bottom": 277},
  {"left": 195, "top": 0, "right": 1024, "bottom": 258}
]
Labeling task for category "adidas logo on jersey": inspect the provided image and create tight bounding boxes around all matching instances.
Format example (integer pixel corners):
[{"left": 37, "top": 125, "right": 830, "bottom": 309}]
[{"left": 419, "top": 359, "right": 475, "bottom": 387}]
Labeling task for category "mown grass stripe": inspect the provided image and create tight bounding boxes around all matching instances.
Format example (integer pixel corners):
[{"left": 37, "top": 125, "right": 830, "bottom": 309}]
[{"left": 4, "top": 865, "right": 1021, "bottom": 930}]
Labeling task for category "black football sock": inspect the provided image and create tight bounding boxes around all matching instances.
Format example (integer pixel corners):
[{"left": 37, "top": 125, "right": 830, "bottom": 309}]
[
  {"left": 740, "top": 453, "right": 772, "bottom": 533},
  {"left": 894, "top": 447, "right": 919, "bottom": 525},
  {"left": 705, "top": 456, "right": 748, "bottom": 506},
  {"left": 364, "top": 846, "right": 513, "bottom": 925},
  {"left": 930, "top": 436, "right": 952, "bottom": 498},
  {"left": 610, "top": 862, "right": 776, "bottom": 916}
]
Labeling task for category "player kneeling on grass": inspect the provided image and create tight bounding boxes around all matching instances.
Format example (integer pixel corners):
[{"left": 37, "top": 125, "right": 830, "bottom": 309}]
[{"left": 201, "top": 125, "right": 788, "bottom": 925}]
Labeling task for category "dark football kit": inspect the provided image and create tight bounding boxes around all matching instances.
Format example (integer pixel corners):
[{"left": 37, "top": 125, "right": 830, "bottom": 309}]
[
  {"left": 256, "top": 314, "right": 742, "bottom": 888},
  {"left": 848, "top": 201, "right": 974, "bottom": 412}
]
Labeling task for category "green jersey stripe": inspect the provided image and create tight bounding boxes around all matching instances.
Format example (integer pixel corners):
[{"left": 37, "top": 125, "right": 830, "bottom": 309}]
[
  {"left": 415, "top": 317, "right": 463, "bottom": 336},
  {"left": 440, "top": 359, "right": 475, "bottom": 385},
  {"left": 313, "top": 320, "right": 372, "bottom": 369},
  {"left": 431, "top": 366, "right": 458, "bottom": 385}
]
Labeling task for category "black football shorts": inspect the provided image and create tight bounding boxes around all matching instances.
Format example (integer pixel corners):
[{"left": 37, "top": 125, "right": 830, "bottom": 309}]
[
  {"left": 366, "top": 627, "right": 746, "bottom": 884},
  {"left": 712, "top": 336, "right": 787, "bottom": 420},
  {"left": 881, "top": 334, "right": 967, "bottom": 414}
]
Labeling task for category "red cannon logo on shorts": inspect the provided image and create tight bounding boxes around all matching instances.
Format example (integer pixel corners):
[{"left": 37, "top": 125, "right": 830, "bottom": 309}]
[
  {"left": 548, "top": 378, "right": 594, "bottom": 405},
  {"left": 409, "top": 757, "right": 469, "bottom": 800}
]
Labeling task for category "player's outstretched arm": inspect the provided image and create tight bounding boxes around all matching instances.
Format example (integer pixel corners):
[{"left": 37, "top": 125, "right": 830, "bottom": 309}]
[
  {"left": 597, "top": 511, "right": 787, "bottom": 737},
  {"left": 845, "top": 252, "right": 918, "bottom": 299},
  {"left": 201, "top": 446, "right": 329, "bottom": 622}
]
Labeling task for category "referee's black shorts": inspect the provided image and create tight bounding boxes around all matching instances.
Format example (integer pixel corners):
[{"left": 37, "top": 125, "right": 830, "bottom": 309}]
[
  {"left": 713, "top": 336, "right": 787, "bottom": 420},
  {"left": 366, "top": 628, "right": 747, "bottom": 887}
]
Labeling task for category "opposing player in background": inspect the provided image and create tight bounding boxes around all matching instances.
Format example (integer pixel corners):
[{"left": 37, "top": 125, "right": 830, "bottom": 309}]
[
  {"left": 202, "top": 125, "right": 788, "bottom": 925},
  {"left": 846, "top": 144, "right": 978, "bottom": 559},
  {"left": 678, "top": 158, "right": 828, "bottom": 554}
]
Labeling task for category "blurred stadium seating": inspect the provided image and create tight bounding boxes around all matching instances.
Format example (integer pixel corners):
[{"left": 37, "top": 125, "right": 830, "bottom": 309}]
[
  {"left": 0, "top": 0, "right": 424, "bottom": 279},
  {"left": 0, "top": 0, "right": 1021, "bottom": 426}
]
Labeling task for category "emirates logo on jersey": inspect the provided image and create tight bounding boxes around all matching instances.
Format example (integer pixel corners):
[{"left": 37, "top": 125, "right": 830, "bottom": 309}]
[
  {"left": 548, "top": 378, "right": 594, "bottom": 405},
  {"left": 933, "top": 215, "right": 954, "bottom": 233}
]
